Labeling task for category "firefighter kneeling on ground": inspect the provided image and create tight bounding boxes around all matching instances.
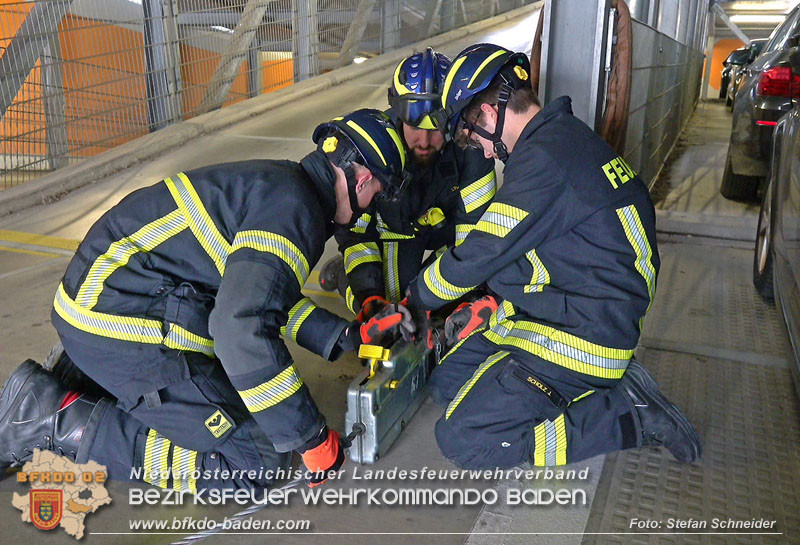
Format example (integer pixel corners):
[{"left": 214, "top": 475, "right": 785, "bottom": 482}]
[
  {"left": 319, "top": 48, "right": 497, "bottom": 327},
  {"left": 404, "top": 43, "right": 703, "bottom": 469},
  {"left": 0, "top": 109, "right": 414, "bottom": 490}
]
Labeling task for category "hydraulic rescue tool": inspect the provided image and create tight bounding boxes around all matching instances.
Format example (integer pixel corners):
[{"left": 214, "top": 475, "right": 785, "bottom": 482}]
[{"left": 344, "top": 337, "right": 435, "bottom": 464}]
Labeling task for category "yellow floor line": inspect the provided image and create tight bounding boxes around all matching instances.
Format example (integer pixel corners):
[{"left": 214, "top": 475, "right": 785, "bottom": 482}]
[
  {"left": 0, "top": 229, "right": 80, "bottom": 251},
  {"left": 0, "top": 245, "right": 62, "bottom": 258}
]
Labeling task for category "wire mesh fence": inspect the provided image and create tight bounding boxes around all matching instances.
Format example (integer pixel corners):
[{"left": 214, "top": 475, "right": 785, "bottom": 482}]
[{"left": 0, "top": 0, "right": 533, "bottom": 190}]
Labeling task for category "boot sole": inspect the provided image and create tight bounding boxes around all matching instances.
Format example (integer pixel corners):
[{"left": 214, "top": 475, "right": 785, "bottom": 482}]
[{"left": 626, "top": 360, "right": 703, "bottom": 462}]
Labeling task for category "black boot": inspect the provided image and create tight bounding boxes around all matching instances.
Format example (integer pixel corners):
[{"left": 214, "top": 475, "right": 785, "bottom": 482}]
[
  {"left": 319, "top": 255, "right": 346, "bottom": 294},
  {"left": 620, "top": 360, "right": 702, "bottom": 463},
  {"left": 0, "top": 360, "right": 107, "bottom": 474}
]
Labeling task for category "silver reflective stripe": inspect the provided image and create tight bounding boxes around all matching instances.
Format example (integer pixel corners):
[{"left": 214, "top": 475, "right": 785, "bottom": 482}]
[
  {"left": 504, "top": 327, "right": 629, "bottom": 371},
  {"left": 383, "top": 241, "right": 401, "bottom": 301},
  {"left": 460, "top": 171, "right": 496, "bottom": 213},
  {"left": 238, "top": 365, "right": 304, "bottom": 413}
]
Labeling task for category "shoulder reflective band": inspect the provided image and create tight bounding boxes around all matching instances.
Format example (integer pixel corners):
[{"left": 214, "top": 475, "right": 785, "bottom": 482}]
[
  {"left": 237, "top": 365, "right": 304, "bottom": 413},
  {"left": 232, "top": 230, "right": 310, "bottom": 287},
  {"left": 460, "top": 171, "right": 496, "bottom": 214},
  {"left": 474, "top": 202, "right": 529, "bottom": 238},
  {"left": 165, "top": 173, "right": 231, "bottom": 277},
  {"left": 350, "top": 212, "right": 372, "bottom": 234}
]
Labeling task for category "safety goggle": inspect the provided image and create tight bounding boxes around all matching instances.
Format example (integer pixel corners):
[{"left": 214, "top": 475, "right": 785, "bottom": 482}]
[{"left": 388, "top": 91, "right": 443, "bottom": 129}]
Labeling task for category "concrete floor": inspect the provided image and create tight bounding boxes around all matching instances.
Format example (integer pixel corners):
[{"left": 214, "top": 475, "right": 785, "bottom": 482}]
[{"left": 1, "top": 14, "right": 798, "bottom": 545}]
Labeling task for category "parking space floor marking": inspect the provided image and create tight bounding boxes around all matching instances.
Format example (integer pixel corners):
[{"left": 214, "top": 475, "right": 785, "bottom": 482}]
[{"left": 0, "top": 229, "right": 80, "bottom": 251}]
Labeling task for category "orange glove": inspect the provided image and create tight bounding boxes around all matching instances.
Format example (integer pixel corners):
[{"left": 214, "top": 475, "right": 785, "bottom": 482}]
[
  {"left": 444, "top": 295, "right": 498, "bottom": 343},
  {"left": 301, "top": 428, "right": 345, "bottom": 487},
  {"left": 356, "top": 295, "right": 390, "bottom": 323}
]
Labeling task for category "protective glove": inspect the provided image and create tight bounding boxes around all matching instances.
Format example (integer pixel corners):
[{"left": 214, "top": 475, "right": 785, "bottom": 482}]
[
  {"left": 444, "top": 295, "right": 498, "bottom": 344},
  {"left": 356, "top": 295, "right": 390, "bottom": 323},
  {"left": 399, "top": 297, "right": 433, "bottom": 350},
  {"left": 300, "top": 428, "right": 345, "bottom": 487},
  {"left": 336, "top": 304, "right": 415, "bottom": 353}
]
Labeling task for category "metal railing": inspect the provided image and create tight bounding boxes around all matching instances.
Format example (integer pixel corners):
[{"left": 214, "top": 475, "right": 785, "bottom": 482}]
[{"left": 0, "top": 0, "right": 532, "bottom": 190}]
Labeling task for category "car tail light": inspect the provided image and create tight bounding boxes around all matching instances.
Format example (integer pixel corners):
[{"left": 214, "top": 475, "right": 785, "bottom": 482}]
[{"left": 756, "top": 66, "right": 800, "bottom": 97}]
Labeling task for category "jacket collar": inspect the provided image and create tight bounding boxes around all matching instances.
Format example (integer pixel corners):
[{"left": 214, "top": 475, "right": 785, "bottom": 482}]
[
  {"left": 518, "top": 95, "right": 573, "bottom": 141},
  {"left": 300, "top": 150, "right": 338, "bottom": 223}
]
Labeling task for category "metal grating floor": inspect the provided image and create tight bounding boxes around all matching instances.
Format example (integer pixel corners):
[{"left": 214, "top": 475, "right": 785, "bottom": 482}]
[{"left": 582, "top": 239, "right": 800, "bottom": 545}]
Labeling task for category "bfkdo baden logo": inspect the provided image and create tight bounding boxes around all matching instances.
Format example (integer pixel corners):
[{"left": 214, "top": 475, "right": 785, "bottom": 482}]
[
  {"left": 30, "top": 489, "right": 63, "bottom": 530},
  {"left": 12, "top": 449, "right": 111, "bottom": 539}
]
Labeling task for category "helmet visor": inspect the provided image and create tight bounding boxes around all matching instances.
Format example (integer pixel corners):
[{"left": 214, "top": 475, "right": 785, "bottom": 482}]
[{"left": 389, "top": 92, "right": 442, "bottom": 129}]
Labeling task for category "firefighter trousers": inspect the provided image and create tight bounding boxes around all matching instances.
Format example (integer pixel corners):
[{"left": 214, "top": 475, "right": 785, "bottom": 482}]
[
  {"left": 429, "top": 330, "right": 638, "bottom": 469},
  {"left": 59, "top": 333, "right": 290, "bottom": 491}
]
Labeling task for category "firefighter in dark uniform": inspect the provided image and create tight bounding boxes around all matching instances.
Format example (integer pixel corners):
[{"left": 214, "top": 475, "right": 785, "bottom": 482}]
[
  {"left": 0, "top": 109, "right": 412, "bottom": 490},
  {"left": 320, "top": 48, "right": 497, "bottom": 323},
  {"left": 405, "top": 44, "right": 703, "bottom": 469}
]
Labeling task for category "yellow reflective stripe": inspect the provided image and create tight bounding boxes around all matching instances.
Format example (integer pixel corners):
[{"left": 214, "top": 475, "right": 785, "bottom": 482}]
[
  {"left": 385, "top": 125, "right": 406, "bottom": 169},
  {"left": 56, "top": 284, "right": 215, "bottom": 354},
  {"left": 393, "top": 62, "right": 410, "bottom": 95},
  {"left": 523, "top": 249, "right": 550, "bottom": 293},
  {"left": 468, "top": 49, "right": 508, "bottom": 88},
  {"left": 533, "top": 414, "right": 567, "bottom": 466},
  {"left": 571, "top": 390, "right": 595, "bottom": 403},
  {"left": 383, "top": 242, "right": 401, "bottom": 301},
  {"left": 616, "top": 205, "right": 656, "bottom": 329},
  {"left": 376, "top": 212, "right": 415, "bottom": 240},
  {"left": 455, "top": 224, "right": 473, "bottom": 246},
  {"left": 281, "top": 297, "right": 315, "bottom": 342},
  {"left": 423, "top": 255, "right": 476, "bottom": 301},
  {"left": 441, "top": 56, "right": 468, "bottom": 110},
  {"left": 238, "top": 365, "right": 304, "bottom": 413},
  {"left": 460, "top": 171, "right": 497, "bottom": 213},
  {"left": 438, "top": 326, "right": 484, "bottom": 366},
  {"left": 232, "top": 230, "right": 310, "bottom": 287},
  {"left": 76, "top": 210, "right": 187, "bottom": 309},
  {"left": 143, "top": 429, "right": 170, "bottom": 489},
  {"left": 171, "top": 445, "right": 197, "bottom": 492},
  {"left": 345, "top": 285, "right": 357, "bottom": 315},
  {"left": 344, "top": 242, "right": 380, "bottom": 274},
  {"left": 346, "top": 120, "right": 386, "bottom": 166},
  {"left": 165, "top": 324, "right": 215, "bottom": 357},
  {"left": 483, "top": 319, "right": 633, "bottom": 379},
  {"left": 474, "top": 202, "right": 529, "bottom": 238},
  {"left": 487, "top": 300, "right": 515, "bottom": 329},
  {"left": 56, "top": 283, "right": 164, "bottom": 343},
  {"left": 446, "top": 351, "right": 509, "bottom": 419},
  {"left": 350, "top": 212, "right": 372, "bottom": 234},
  {"left": 165, "top": 173, "right": 231, "bottom": 276}
]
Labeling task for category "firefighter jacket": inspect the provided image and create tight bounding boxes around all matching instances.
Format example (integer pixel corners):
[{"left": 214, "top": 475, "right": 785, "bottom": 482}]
[
  {"left": 335, "top": 140, "right": 496, "bottom": 312},
  {"left": 408, "top": 97, "right": 660, "bottom": 382},
  {"left": 52, "top": 151, "right": 351, "bottom": 452}
]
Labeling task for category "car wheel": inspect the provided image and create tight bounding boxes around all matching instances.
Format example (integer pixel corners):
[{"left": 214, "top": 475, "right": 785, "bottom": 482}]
[
  {"left": 720, "top": 153, "right": 759, "bottom": 201},
  {"left": 753, "top": 177, "right": 775, "bottom": 300}
]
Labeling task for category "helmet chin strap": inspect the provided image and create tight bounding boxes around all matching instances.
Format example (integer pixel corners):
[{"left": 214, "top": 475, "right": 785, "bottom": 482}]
[
  {"left": 344, "top": 163, "right": 364, "bottom": 226},
  {"left": 467, "top": 81, "right": 514, "bottom": 163}
]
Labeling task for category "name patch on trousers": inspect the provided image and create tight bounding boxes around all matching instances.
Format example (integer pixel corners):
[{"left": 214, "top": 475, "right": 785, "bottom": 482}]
[
  {"left": 511, "top": 366, "right": 567, "bottom": 408},
  {"left": 205, "top": 410, "right": 233, "bottom": 438}
]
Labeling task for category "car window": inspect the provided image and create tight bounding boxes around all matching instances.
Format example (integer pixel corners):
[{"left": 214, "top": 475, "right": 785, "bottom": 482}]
[
  {"left": 763, "top": 7, "right": 800, "bottom": 53},
  {"left": 729, "top": 49, "right": 750, "bottom": 64}
]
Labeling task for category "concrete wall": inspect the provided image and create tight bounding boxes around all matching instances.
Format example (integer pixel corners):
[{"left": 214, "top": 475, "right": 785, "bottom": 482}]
[{"left": 624, "top": 13, "right": 705, "bottom": 186}]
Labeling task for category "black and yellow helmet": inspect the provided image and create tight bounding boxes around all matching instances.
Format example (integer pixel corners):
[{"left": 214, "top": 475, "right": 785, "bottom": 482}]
[
  {"left": 388, "top": 48, "right": 452, "bottom": 130},
  {"left": 435, "top": 43, "right": 530, "bottom": 161},
  {"left": 313, "top": 109, "right": 409, "bottom": 202}
]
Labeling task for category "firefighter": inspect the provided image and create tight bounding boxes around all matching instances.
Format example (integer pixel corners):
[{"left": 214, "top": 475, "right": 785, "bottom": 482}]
[
  {"left": 319, "top": 48, "right": 497, "bottom": 324},
  {"left": 0, "top": 109, "right": 412, "bottom": 490},
  {"left": 406, "top": 44, "right": 702, "bottom": 469}
]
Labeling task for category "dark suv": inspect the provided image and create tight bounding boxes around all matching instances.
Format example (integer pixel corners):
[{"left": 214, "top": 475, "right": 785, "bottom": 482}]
[{"left": 722, "top": 6, "right": 800, "bottom": 201}]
